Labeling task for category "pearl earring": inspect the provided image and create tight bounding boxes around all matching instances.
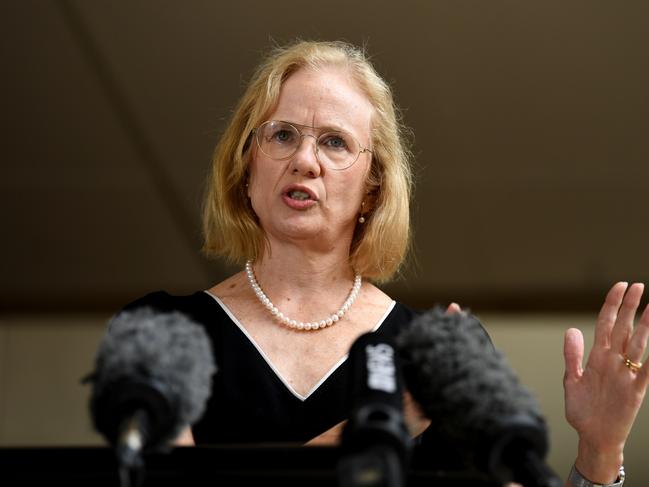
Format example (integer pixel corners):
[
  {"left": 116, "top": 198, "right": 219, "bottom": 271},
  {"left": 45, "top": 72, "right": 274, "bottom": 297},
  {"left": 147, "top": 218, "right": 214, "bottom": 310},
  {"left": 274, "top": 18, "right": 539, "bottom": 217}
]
[{"left": 358, "top": 201, "right": 366, "bottom": 223}]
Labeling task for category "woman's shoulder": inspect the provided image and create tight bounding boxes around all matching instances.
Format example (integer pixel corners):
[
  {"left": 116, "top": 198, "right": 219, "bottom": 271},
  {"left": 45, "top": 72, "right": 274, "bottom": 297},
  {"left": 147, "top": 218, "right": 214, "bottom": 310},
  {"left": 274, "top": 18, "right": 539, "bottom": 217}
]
[
  {"left": 121, "top": 290, "right": 205, "bottom": 312},
  {"left": 120, "top": 271, "right": 246, "bottom": 315},
  {"left": 377, "top": 300, "right": 422, "bottom": 335},
  {"left": 378, "top": 300, "right": 493, "bottom": 345},
  {"left": 391, "top": 300, "right": 423, "bottom": 320},
  {"left": 118, "top": 289, "right": 224, "bottom": 329}
]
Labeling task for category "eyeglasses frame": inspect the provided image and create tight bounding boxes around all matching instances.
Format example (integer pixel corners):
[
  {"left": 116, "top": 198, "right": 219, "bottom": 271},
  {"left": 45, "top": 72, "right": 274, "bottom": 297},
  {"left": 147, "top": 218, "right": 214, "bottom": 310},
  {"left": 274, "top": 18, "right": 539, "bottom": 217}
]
[{"left": 252, "top": 120, "right": 372, "bottom": 171}]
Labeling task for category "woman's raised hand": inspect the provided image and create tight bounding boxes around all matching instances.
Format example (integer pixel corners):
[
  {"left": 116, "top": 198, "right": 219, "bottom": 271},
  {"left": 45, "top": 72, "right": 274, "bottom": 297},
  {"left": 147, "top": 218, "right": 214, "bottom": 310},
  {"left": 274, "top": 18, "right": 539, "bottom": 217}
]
[{"left": 563, "top": 282, "right": 649, "bottom": 483}]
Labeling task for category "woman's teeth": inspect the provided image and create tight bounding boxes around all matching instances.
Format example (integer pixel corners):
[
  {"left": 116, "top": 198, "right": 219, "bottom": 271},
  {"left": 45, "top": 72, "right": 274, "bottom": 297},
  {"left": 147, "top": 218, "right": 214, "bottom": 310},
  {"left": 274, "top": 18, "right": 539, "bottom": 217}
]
[{"left": 289, "top": 190, "right": 310, "bottom": 201}]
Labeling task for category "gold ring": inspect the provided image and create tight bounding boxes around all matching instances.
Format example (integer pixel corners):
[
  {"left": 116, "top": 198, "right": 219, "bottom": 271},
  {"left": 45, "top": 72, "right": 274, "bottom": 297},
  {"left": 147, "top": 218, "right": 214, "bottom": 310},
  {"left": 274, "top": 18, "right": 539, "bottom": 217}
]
[{"left": 623, "top": 356, "right": 643, "bottom": 373}]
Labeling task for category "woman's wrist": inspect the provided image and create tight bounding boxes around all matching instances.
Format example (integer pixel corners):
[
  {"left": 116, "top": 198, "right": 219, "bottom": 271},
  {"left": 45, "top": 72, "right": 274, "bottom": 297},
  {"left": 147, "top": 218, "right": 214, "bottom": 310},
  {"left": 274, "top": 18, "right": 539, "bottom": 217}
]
[
  {"left": 569, "top": 464, "right": 625, "bottom": 487},
  {"left": 574, "top": 440, "right": 624, "bottom": 484}
]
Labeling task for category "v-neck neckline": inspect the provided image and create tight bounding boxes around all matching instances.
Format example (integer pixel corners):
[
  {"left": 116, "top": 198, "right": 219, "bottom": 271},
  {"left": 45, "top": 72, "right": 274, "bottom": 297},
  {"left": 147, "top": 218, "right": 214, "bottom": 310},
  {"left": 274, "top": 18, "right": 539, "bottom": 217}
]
[{"left": 203, "top": 291, "right": 396, "bottom": 402}]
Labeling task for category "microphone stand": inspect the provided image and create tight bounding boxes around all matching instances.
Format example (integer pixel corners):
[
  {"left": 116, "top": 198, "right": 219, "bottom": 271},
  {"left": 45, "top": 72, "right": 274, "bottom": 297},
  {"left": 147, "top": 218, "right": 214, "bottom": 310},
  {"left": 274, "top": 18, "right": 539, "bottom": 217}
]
[{"left": 115, "top": 410, "right": 148, "bottom": 487}]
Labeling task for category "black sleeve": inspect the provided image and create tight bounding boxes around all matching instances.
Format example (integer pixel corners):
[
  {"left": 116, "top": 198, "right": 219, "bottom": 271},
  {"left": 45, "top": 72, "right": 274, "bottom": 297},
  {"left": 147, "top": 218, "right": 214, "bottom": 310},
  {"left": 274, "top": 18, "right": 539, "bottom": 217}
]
[
  {"left": 118, "top": 291, "right": 211, "bottom": 325},
  {"left": 120, "top": 291, "right": 176, "bottom": 314}
]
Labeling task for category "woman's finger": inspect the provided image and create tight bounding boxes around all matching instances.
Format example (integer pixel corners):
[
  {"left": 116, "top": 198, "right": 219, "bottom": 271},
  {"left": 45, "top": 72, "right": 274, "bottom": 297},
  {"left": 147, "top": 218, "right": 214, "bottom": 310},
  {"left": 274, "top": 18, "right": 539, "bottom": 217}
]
[
  {"left": 564, "top": 328, "right": 585, "bottom": 382},
  {"left": 610, "top": 283, "right": 644, "bottom": 352},
  {"left": 593, "top": 282, "right": 627, "bottom": 348},
  {"left": 446, "top": 302, "right": 462, "bottom": 314},
  {"left": 624, "top": 302, "right": 649, "bottom": 365}
]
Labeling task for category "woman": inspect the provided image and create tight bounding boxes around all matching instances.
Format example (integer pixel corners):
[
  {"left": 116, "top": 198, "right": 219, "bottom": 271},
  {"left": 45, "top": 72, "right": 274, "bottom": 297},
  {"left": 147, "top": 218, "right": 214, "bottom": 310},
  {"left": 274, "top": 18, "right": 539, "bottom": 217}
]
[{"left": 124, "top": 41, "right": 648, "bottom": 486}]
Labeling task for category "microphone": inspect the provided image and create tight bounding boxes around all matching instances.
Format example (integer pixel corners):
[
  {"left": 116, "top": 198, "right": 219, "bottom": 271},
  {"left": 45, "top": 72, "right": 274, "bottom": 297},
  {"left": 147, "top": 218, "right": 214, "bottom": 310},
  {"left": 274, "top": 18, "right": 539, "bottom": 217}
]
[
  {"left": 339, "top": 332, "right": 413, "bottom": 487},
  {"left": 86, "top": 307, "right": 216, "bottom": 468},
  {"left": 397, "top": 307, "right": 562, "bottom": 487}
]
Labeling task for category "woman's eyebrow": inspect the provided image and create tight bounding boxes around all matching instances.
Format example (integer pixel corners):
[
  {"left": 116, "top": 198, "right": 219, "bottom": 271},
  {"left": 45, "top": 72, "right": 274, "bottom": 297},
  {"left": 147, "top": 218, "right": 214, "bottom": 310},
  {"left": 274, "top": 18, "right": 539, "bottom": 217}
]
[{"left": 283, "top": 120, "right": 346, "bottom": 133}]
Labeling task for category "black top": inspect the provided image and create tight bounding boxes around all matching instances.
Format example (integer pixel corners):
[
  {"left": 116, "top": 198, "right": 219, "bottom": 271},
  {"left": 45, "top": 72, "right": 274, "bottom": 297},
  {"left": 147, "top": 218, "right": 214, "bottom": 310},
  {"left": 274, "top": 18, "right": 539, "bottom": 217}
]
[{"left": 122, "top": 290, "right": 421, "bottom": 445}]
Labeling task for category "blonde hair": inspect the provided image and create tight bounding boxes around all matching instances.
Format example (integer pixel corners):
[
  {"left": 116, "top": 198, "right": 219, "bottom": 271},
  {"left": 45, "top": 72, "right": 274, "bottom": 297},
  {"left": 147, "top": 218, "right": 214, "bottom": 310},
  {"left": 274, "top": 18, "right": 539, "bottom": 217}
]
[{"left": 202, "top": 40, "right": 413, "bottom": 282}]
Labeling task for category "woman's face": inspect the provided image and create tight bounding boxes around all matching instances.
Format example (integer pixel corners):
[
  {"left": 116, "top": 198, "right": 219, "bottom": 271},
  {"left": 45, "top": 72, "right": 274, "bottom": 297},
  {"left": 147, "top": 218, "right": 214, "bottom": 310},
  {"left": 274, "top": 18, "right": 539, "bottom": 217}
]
[{"left": 247, "top": 66, "right": 374, "bottom": 252}]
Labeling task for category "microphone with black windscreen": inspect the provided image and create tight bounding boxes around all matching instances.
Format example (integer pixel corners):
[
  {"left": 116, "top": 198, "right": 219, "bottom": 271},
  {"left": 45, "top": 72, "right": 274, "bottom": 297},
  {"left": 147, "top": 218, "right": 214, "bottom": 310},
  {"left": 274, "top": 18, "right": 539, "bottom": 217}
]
[
  {"left": 397, "top": 307, "right": 562, "bottom": 487},
  {"left": 85, "top": 307, "right": 216, "bottom": 471},
  {"left": 339, "top": 332, "right": 413, "bottom": 487}
]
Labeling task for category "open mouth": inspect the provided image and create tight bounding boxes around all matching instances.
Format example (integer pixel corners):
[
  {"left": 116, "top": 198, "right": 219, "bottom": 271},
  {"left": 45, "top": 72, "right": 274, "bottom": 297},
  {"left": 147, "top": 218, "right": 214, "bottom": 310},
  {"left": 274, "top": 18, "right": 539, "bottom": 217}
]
[{"left": 287, "top": 190, "right": 312, "bottom": 201}]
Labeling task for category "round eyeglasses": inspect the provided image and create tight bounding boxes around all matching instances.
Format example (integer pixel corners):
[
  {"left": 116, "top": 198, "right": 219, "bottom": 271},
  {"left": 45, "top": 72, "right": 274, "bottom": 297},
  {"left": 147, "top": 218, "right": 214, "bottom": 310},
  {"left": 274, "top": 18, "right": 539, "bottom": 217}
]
[{"left": 253, "top": 120, "right": 372, "bottom": 171}]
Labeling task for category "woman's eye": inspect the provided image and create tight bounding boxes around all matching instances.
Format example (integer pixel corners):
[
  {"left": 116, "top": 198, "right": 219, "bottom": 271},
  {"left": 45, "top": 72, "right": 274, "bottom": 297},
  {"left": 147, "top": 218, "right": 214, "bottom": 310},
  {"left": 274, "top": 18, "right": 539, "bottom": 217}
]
[
  {"left": 321, "top": 134, "right": 349, "bottom": 150},
  {"left": 270, "top": 129, "right": 294, "bottom": 143}
]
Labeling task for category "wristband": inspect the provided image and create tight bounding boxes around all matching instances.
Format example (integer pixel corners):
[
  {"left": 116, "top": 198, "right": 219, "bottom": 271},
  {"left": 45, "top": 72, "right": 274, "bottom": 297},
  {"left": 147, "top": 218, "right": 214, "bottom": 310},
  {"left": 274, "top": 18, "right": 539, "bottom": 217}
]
[{"left": 568, "top": 464, "right": 625, "bottom": 487}]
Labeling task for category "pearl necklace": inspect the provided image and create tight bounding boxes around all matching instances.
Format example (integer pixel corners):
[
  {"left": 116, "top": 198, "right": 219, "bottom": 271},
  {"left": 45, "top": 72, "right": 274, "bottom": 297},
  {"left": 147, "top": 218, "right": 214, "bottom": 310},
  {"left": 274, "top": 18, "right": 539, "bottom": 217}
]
[{"left": 245, "top": 260, "right": 362, "bottom": 331}]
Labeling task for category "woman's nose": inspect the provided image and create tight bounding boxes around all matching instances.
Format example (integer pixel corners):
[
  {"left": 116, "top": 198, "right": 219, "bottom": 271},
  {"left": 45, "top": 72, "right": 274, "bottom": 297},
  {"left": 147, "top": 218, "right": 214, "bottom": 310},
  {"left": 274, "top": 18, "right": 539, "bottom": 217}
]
[{"left": 289, "top": 134, "right": 321, "bottom": 177}]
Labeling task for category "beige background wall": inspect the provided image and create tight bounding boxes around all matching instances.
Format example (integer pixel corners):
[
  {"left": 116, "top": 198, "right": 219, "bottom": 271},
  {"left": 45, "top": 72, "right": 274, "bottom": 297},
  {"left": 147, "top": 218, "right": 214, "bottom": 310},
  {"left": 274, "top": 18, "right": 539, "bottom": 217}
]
[{"left": 1, "top": 313, "right": 648, "bottom": 484}]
